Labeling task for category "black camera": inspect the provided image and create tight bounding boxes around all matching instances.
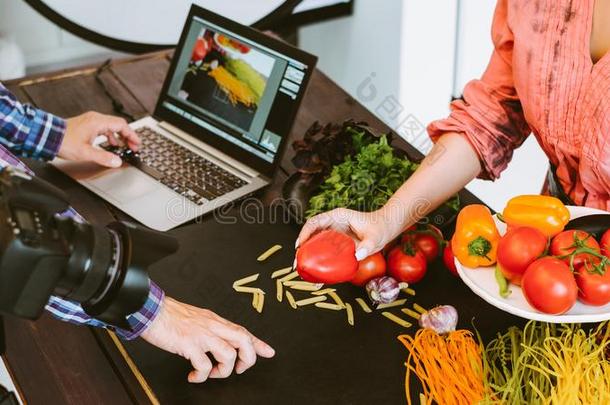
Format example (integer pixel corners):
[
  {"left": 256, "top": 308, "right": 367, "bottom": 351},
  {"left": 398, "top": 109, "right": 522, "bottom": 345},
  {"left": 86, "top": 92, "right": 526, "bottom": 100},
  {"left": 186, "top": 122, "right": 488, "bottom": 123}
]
[{"left": 0, "top": 167, "right": 178, "bottom": 332}]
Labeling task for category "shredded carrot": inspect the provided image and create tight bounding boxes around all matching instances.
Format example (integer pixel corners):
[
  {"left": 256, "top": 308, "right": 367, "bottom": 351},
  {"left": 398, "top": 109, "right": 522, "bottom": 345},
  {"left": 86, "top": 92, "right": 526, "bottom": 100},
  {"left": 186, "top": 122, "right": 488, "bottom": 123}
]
[{"left": 398, "top": 329, "right": 487, "bottom": 405}]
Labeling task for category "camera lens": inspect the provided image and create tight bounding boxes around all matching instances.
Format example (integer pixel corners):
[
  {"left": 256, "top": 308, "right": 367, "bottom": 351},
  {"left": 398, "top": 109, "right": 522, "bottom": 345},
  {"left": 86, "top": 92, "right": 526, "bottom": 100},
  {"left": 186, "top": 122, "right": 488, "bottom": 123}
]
[{"left": 57, "top": 220, "right": 118, "bottom": 303}]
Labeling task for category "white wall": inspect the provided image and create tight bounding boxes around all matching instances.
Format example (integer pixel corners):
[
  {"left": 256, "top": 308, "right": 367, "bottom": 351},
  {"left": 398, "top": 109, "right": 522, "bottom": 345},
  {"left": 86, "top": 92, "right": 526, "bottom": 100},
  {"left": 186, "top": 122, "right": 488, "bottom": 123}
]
[
  {"left": 299, "top": 0, "right": 405, "bottom": 118},
  {"left": 0, "top": 0, "right": 111, "bottom": 73}
]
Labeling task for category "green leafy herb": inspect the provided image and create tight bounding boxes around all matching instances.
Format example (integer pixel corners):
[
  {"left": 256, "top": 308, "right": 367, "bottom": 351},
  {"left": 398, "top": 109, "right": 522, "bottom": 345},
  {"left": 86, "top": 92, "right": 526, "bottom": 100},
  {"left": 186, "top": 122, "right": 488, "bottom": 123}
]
[{"left": 306, "top": 134, "right": 459, "bottom": 218}]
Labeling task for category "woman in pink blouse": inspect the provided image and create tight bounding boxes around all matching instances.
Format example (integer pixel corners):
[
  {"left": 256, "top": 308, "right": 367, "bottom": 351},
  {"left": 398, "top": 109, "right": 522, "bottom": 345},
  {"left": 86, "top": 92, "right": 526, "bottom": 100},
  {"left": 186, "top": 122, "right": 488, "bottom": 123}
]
[{"left": 297, "top": 0, "right": 610, "bottom": 260}]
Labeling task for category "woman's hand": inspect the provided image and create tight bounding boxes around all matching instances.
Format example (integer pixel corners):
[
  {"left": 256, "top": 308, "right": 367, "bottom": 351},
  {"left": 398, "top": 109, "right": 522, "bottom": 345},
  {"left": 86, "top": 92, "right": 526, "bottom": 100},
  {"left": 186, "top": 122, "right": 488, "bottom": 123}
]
[
  {"left": 296, "top": 208, "right": 396, "bottom": 260},
  {"left": 59, "top": 111, "right": 141, "bottom": 168},
  {"left": 141, "top": 297, "right": 275, "bottom": 383}
]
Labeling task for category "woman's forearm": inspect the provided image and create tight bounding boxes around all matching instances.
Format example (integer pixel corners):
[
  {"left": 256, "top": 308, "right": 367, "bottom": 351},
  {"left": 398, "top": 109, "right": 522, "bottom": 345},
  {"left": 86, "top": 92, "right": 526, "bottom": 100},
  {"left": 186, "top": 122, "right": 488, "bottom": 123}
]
[{"left": 378, "top": 132, "right": 482, "bottom": 240}]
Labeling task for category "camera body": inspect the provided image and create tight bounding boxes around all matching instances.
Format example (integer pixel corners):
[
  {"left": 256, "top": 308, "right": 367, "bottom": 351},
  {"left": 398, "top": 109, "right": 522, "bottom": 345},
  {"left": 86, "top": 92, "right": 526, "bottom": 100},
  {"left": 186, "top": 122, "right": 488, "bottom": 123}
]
[{"left": 0, "top": 167, "right": 178, "bottom": 329}]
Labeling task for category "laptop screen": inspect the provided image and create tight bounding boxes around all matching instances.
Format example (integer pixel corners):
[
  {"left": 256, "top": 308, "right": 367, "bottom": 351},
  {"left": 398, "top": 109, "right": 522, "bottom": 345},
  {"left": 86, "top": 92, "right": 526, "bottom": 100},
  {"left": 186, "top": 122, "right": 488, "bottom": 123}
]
[{"left": 156, "top": 7, "right": 316, "bottom": 174}]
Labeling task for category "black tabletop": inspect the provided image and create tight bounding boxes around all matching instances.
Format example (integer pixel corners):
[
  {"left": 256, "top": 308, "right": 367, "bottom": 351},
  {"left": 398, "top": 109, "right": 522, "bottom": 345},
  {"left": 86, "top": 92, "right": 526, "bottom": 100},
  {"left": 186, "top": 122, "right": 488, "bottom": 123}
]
[{"left": 121, "top": 205, "right": 526, "bottom": 404}]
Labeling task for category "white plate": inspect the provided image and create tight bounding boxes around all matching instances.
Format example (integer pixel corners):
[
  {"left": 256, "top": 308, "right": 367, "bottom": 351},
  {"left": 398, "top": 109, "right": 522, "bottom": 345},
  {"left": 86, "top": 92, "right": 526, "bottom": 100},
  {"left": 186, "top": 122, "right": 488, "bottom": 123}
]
[{"left": 456, "top": 205, "right": 610, "bottom": 323}]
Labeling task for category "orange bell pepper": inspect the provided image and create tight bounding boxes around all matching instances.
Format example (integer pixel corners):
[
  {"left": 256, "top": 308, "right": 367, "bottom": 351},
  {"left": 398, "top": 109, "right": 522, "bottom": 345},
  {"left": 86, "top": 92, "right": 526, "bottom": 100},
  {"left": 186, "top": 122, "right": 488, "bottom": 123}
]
[
  {"left": 452, "top": 204, "right": 500, "bottom": 268},
  {"left": 501, "top": 195, "right": 570, "bottom": 237}
]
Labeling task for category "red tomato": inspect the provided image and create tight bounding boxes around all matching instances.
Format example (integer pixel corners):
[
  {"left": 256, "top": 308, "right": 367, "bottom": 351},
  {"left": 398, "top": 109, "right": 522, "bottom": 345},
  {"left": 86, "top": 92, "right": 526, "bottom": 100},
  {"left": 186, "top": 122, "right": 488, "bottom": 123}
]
[
  {"left": 296, "top": 230, "right": 358, "bottom": 284},
  {"left": 550, "top": 230, "right": 600, "bottom": 268},
  {"left": 401, "top": 224, "right": 444, "bottom": 262},
  {"left": 350, "top": 252, "right": 387, "bottom": 286},
  {"left": 191, "top": 38, "right": 209, "bottom": 62},
  {"left": 497, "top": 226, "right": 548, "bottom": 286},
  {"left": 521, "top": 257, "right": 578, "bottom": 315},
  {"left": 575, "top": 262, "right": 610, "bottom": 306},
  {"left": 443, "top": 244, "right": 458, "bottom": 277},
  {"left": 601, "top": 229, "right": 610, "bottom": 258},
  {"left": 387, "top": 245, "right": 427, "bottom": 283}
]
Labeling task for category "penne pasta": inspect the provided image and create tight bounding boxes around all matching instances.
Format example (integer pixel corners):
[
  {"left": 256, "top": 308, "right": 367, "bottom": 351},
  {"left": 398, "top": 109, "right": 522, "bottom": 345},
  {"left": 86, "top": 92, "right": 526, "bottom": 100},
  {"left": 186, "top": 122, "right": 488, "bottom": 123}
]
[
  {"left": 233, "top": 273, "right": 259, "bottom": 288},
  {"left": 257, "top": 244, "right": 282, "bottom": 261}
]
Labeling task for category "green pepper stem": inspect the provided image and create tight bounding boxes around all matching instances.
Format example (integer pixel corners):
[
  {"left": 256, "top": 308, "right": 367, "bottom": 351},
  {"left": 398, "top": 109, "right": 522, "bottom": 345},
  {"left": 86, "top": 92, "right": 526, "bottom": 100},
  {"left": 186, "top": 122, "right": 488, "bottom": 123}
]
[{"left": 468, "top": 236, "right": 493, "bottom": 260}]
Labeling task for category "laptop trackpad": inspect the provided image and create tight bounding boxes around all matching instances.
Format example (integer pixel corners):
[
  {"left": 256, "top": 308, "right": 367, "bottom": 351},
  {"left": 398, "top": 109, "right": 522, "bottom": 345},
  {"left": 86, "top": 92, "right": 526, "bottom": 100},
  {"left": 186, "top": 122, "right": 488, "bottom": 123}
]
[{"left": 88, "top": 167, "right": 159, "bottom": 204}]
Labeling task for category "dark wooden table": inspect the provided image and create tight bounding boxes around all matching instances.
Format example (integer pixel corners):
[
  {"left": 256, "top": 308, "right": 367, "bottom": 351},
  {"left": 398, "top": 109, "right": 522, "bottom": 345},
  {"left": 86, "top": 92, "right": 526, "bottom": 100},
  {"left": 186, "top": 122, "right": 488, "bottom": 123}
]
[{"left": 2, "top": 51, "right": 483, "bottom": 404}]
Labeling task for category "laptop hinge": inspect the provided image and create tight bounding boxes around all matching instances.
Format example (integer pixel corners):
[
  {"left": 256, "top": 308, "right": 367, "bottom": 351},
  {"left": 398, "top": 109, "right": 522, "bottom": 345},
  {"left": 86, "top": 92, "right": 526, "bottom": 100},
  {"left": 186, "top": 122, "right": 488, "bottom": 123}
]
[{"left": 158, "top": 121, "right": 261, "bottom": 179}]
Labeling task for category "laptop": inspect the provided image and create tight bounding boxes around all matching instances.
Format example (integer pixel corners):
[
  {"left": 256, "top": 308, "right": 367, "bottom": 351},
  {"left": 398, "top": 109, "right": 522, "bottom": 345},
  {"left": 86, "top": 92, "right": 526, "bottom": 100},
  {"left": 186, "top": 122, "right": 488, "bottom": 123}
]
[{"left": 53, "top": 5, "right": 317, "bottom": 231}]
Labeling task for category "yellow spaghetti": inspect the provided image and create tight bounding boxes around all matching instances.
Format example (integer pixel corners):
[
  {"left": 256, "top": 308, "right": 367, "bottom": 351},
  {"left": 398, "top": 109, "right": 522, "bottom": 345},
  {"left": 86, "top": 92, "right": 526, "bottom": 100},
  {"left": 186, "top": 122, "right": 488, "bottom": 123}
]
[{"left": 208, "top": 66, "right": 257, "bottom": 108}]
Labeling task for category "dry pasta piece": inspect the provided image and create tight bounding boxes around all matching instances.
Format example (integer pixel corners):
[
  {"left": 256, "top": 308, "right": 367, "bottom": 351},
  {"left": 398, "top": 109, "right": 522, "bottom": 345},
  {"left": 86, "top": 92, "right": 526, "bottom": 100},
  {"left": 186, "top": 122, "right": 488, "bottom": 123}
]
[
  {"left": 382, "top": 312, "right": 412, "bottom": 328},
  {"left": 345, "top": 303, "right": 354, "bottom": 326},
  {"left": 288, "top": 283, "right": 324, "bottom": 291},
  {"left": 290, "top": 285, "right": 324, "bottom": 292},
  {"left": 234, "top": 286, "right": 265, "bottom": 294},
  {"left": 255, "top": 293, "right": 264, "bottom": 313},
  {"left": 285, "top": 291, "right": 297, "bottom": 309},
  {"left": 355, "top": 298, "right": 372, "bottom": 313},
  {"left": 233, "top": 273, "right": 259, "bottom": 288},
  {"left": 276, "top": 279, "right": 283, "bottom": 303},
  {"left": 295, "top": 296, "right": 327, "bottom": 307},
  {"left": 314, "top": 302, "right": 343, "bottom": 311},
  {"left": 401, "top": 308, "right": 421, "bottom": 320},
  {"left": 403, "top": 288, "right": 416, "bottom": 296},
  {"left": 376, "top": 299, "right": 407, "bottom": 310},
  {"left": 413, "top": 303, "right": 427, "bottom": 314},
  {"left": 271, "top": 267, "right": 292, "bottom": 279},
  {"left": 328, "top": 291, "right": 345, "bottom": 308},
  {"left": 257, "top": 244, "right": 282, "bottom": 262},
  {"left": 283, "top": 281, "right": 322, "bottom": 289},
  {"left": 252, "top": 292, "right": 259, "bottom": 309},
  {"left": 311, "top": 288, "right": 336, "bottom": 296},
  {"left": 279, "top": 271, "right": 299, "bottom": 283}
]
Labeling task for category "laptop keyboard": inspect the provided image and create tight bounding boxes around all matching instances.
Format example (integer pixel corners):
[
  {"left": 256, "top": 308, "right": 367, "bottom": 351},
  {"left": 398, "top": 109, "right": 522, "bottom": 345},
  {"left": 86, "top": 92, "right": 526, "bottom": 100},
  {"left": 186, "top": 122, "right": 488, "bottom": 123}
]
[{"left": 102, "top": 126, "right": 248, "bottom": 205}]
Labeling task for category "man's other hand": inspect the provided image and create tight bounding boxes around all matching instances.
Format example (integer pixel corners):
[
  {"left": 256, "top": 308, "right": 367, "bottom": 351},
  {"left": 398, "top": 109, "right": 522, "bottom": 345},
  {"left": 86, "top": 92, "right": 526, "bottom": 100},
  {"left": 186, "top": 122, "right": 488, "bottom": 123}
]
[
  {"left": 141, "top": 297, "right": 275, "bottom": 383},
  {"left": 59, "top": 111, "right": 141, "bottom": 168}
]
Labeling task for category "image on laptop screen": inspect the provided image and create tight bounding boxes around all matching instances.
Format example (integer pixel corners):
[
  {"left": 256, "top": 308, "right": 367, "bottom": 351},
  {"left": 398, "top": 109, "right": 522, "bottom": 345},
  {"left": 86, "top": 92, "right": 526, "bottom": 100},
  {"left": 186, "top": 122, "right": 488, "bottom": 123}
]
[{"left": 163, "top": 14, "right": 313, "bottom": 164}]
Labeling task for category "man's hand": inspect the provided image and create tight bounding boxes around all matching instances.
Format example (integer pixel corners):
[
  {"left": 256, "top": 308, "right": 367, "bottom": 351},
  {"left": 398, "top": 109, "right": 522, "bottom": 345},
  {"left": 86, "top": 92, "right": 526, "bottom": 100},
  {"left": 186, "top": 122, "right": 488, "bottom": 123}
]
[
  {"left": 141, "top": 297, "right": 275, "bottom": 383},
  {"left": 59, "top": 111, "right": 141, "bottom": 168}
]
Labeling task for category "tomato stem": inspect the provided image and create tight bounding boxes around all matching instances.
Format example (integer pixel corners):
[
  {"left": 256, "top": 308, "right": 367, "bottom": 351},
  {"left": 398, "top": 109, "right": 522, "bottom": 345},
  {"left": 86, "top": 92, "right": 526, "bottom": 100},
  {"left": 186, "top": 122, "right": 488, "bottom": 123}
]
[{"left": 557, "top": 232, "right": 610, "bottom": 273}]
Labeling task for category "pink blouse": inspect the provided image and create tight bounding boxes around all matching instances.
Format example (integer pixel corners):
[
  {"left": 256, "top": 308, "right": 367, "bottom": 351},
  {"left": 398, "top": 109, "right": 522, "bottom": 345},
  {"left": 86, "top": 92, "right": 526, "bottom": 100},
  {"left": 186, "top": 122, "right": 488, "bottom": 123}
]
[{"left": 428, "top": 0, "right": 610, "bottom": 211}]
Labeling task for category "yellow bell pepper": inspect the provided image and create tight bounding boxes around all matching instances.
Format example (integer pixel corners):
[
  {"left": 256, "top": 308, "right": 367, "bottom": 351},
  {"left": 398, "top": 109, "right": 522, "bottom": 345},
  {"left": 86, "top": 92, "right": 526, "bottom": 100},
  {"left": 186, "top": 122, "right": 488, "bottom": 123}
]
[
  {"left": 501, "top": 195, "right": 570, "bottom": 237},
  {"left": 452, "top": 204, "right": 500, "bottom": 268}
]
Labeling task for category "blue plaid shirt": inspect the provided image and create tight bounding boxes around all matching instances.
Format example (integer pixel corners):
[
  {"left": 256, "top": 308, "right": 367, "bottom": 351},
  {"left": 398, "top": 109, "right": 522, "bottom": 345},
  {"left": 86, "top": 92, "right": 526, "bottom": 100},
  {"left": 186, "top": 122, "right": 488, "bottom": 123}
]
[{"left": 0, "top": 83, "right": 164, "bottom": 340}]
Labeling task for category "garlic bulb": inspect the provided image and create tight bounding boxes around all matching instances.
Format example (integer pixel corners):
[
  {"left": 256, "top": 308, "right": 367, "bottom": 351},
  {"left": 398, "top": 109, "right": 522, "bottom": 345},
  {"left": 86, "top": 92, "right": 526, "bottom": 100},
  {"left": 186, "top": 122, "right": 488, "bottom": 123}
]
[
  {"left": 418, "top": 305, "right": 458, "bottom": 334},
  {"left": 366, "top": 276, "right": 400, "bottom": 304}
]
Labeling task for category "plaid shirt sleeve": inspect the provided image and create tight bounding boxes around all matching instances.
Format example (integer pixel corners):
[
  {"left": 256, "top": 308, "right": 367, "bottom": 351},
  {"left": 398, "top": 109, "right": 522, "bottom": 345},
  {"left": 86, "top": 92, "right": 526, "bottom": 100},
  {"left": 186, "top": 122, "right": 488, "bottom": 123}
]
[
  {"left": 0, "top": 82, "right": 65, "bottom": 160},
  {"left": 45, "top": 280, "right": 165, "bottom": 340}
]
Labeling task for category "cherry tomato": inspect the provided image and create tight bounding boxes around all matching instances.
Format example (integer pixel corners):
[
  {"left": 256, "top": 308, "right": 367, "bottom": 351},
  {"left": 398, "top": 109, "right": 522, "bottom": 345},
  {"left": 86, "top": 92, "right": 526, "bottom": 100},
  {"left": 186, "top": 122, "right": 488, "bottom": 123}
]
[
  {"left": 443, "top": 244, "right": 458, "bottom": 277},
  {"left": 296, "top": 230, "right": 358, "bottom": 284},
  {"left": 387, "top": 244, "right": 427, "bottom": 283},
  {"left": 601, "top": 229, "right": 610, "bottom": 258},
  {"left": 350, "top": 252, "right": 387, "bottom": 286},
  {"left": 521, "top": 257, "right": 578, "bottom": 315},
  {"left": 550, "top": 230, "right": 600, "bottom": 268},
  {"left": 401, "top": 224, "right": 444, "bottom": 262},
  {"left": 497, "top": 226, "right": 548, "bottom": 286},
  {"left": 575, "top": 262, "right": 610, "bottom": 306},
  {"left": 191, "top": 37, "right": 209, "bottom": 62}
]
